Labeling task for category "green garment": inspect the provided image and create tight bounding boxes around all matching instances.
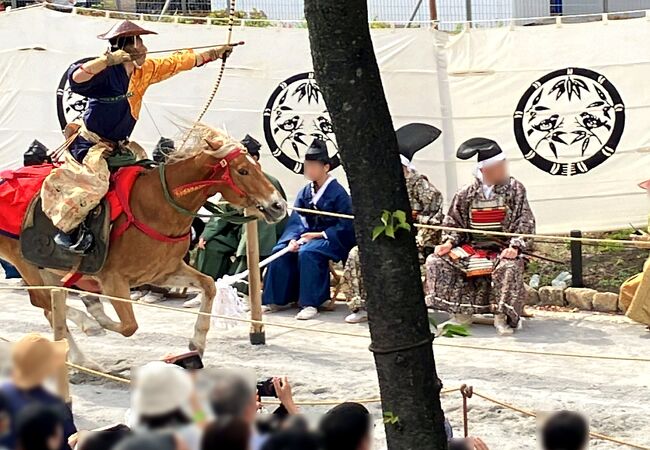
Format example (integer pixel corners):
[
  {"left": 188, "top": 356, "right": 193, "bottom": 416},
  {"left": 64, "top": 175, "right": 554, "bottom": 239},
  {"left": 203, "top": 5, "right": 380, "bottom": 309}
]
[{"left": 195, "top": 173, "right": 287, "bottom": 284}]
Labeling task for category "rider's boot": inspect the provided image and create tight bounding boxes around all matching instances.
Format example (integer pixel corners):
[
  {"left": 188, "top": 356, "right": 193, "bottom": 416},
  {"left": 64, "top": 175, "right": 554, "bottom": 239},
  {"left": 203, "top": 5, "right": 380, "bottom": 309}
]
[{"left": 54, "top": 224, "right": 94, "bottom": 254}]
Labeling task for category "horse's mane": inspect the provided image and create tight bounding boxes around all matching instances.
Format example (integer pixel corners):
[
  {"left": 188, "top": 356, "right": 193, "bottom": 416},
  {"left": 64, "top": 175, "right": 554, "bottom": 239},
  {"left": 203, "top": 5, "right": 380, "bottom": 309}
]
[{"left": 167, "top": 123, "right": 241, "bottom": 164}]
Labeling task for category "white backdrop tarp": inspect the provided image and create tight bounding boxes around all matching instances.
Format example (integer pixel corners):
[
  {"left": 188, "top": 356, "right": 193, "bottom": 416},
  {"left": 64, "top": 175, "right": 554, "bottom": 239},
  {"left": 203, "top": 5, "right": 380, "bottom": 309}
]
[{"left": 0, "top": 7, "right": 648, "bottom": 233}]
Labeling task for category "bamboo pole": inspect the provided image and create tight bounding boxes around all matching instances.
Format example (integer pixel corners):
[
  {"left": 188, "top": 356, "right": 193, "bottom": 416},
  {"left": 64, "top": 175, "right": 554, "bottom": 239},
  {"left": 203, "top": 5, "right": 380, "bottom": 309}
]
[
  {"left": 51, "top": 289, "right": 71, "bottom": 405},
  {"left": 246, "top": 219, "right": 265, "bottom": 345}
]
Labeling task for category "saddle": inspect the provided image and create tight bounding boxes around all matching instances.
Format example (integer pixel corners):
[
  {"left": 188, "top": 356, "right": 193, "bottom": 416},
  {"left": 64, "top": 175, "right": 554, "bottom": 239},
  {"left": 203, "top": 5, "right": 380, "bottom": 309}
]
[
  {"left": 0, "top": 163, "right": 148, "bottom": 275},
  {"left": 20, "top": 197, "right": 111, "bottom": 274}
]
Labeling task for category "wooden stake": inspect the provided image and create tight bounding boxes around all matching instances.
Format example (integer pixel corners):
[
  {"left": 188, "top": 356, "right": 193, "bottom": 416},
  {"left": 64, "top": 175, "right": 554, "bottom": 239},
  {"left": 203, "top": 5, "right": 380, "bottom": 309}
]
[
  {"left": 51, "top": 289, "right": 71, "bottom": 405},
  {"left": 246, "top": 219, "right": 265, "bottom": 345},
  {"left": 429, "top": 0, "right": 437, "bottom": 21}
]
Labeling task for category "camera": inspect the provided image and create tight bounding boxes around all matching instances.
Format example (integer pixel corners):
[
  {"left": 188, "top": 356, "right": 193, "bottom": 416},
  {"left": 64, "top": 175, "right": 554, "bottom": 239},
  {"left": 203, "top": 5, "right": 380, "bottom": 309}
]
[{"left": 256, "top": 377, "right": 277, "bottom": 398}]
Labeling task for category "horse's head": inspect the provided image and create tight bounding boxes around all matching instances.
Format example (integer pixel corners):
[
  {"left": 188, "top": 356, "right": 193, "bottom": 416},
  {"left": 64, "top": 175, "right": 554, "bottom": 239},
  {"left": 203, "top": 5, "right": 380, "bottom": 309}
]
[{"left": 182, "top": 125, "right": 287, "bottom": 223}]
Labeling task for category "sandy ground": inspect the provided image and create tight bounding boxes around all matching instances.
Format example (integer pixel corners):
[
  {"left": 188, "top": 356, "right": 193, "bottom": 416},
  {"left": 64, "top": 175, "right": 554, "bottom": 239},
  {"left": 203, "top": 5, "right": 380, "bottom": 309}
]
[{"left": 0, "top": 283, "right": 649, "bottom": 450}]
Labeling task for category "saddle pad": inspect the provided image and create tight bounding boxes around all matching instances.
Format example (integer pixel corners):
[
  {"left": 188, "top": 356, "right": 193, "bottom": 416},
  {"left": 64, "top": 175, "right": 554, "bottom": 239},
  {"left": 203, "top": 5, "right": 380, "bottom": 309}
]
[
  {"left": 0, "top": 164, "right": 146, "bottom": 239},
  {"left": 0, "top": 164, "right": 54, "bottom": 238}
]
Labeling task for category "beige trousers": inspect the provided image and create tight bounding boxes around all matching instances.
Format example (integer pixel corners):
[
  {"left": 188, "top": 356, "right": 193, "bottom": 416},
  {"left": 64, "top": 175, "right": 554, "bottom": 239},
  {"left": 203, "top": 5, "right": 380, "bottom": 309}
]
[{"left": 40, "top": 124, "right": 146, "bottom": 233}]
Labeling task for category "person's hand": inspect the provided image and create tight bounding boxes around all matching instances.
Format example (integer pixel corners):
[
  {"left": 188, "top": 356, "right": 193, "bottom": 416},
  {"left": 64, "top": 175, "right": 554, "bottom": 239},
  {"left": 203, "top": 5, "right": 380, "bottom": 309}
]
[
  {"left": 205, "top": 45, "right": 234, "bottom": 62},
  {"left": 197, "top": 237, "right": 206, "bottom": 250},
  {"left": 287, "top": 240, "right": 301, "bottom": 252},
  {"left": 470, "top": 437, "right": 490, "bottom": 450},
  {"left": 435, "top": 241, "right": 453, "bottom": 256},
  {"left": 500, "top": 247, "right": 518, "bottom": 259},
  {"left": 301, "top": 232, "right": 324, "bottom": 242},
  {"left": 273, "top": 376, "right": 299, "bottom": 414},
  {"left": 104, "top": 49, "right": 132, "bottom": 66}
]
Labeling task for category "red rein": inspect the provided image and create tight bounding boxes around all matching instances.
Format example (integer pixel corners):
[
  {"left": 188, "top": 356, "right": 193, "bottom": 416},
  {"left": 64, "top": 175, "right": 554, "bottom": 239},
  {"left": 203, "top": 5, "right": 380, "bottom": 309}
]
[
  {"left": 111, "top": 148, "right": 244, "bottom": 244},
  {"left": 171, "top": 148, "right": 246, "bottom": 199}
]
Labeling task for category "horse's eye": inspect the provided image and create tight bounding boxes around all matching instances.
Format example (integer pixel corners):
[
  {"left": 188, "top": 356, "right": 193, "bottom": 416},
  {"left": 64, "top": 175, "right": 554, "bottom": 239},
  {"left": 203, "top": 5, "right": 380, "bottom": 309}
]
[{"left": 238, "top": 169, "right": 249, "bottom": 176}]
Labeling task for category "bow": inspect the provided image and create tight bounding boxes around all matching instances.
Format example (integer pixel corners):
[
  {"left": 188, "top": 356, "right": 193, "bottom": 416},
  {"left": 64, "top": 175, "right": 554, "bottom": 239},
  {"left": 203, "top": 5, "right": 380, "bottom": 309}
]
[{"left": 179, "top": 0, "right": 238, "bottom": 150}]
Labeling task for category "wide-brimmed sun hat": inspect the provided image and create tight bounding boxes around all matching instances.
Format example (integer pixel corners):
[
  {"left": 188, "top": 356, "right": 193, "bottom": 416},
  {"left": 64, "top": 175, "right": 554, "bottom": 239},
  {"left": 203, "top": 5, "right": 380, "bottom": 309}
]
[{"left": 11, "top": 333, "right": 68, "bottom": 390}]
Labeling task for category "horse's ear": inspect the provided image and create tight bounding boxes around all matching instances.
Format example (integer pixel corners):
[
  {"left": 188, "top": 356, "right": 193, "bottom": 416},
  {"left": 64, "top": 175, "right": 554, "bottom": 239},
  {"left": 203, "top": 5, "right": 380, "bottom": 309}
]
[{"left": 204, "top": 136, "right": 224, "bottom": 151}]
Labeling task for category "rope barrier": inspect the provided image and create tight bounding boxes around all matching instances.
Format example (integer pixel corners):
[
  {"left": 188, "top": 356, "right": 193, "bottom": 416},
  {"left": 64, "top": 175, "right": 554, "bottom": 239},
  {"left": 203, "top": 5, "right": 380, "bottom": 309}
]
[
  {"left": 289, "top": 206, "right": 649, "bottom": 248},
  {"left": 2, "top": 285, "right": 649, "bottom": 363},
  {"left": 470, "top": 390, "right": 650, "bottom": 450}
]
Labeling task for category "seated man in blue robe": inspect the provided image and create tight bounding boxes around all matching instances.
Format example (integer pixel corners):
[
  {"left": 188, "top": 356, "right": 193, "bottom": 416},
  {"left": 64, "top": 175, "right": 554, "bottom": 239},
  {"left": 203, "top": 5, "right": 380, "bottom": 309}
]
[{"left": 262, "top": 139, "right": 355, "bottom": 320}]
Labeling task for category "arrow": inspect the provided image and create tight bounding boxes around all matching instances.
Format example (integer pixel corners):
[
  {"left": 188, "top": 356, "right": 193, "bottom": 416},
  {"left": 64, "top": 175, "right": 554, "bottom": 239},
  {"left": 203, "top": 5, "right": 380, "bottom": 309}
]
[{"left": 144, "top": 40, "right": 246, "bottom": 55}]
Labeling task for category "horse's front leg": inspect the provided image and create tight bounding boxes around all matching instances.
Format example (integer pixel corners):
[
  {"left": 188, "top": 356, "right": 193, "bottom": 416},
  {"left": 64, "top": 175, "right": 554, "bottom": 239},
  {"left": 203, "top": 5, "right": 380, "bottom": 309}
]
[
  {"left": 159, "top": 262, "right": 216, "bottom": 355},
  {"left": 97, "top": 275, "right": 139, "bottom": 337}
]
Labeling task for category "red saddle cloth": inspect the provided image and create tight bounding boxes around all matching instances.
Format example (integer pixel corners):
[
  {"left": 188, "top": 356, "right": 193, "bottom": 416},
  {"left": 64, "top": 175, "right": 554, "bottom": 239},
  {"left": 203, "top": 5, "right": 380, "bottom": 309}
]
[{"left": 0, "top": 164, "right": 145, "bottom": 239}]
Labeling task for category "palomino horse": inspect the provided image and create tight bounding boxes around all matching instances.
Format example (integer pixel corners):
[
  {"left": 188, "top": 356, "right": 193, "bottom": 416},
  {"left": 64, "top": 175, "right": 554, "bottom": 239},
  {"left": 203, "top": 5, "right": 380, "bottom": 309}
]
[{"left": 0, "top": 124, "right": 287, "bottom": 365}]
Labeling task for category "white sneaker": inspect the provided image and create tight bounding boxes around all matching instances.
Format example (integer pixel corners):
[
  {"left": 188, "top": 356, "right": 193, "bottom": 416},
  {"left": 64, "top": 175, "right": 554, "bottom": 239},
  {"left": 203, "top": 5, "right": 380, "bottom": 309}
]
[
  {"left": 130, "top": 289, "right": 149, "bottom": 301},
  {"left": 494, "top": 314, "right": 514, "bottom": 335},
  {"left": 296, "top": 307, "right": 319, "bottom": 320},
  {"left": 262, "top": 304, "right": 289, "bottom": 313},
  {"left": 141, "top": 292, "right": 166, "bottom": 304},
  {"left": 345, "top": 310, "right": 368, "bottom": 324},
  {"left": 183, "top": 296, "right": 203, "bottom": 308}
]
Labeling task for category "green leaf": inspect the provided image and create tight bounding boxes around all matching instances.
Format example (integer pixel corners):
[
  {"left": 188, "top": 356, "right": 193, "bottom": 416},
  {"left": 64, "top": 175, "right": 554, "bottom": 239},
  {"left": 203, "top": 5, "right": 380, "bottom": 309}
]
[
  {"left": 385, "top": 222, "right": 395, "bottom": 238},
  {"left": 396, "top": 222, "right": 411, "bottom": 232},
  {"left": 380, "top": 210, "right": 390, "bottom": 226},
  {"left": 372, "top": 225, "right": 385, "bottom": 241},
  {"left": 442, "top": 323, "right": 471, "bottom": 338},
  {"left": 393, "top": 209, "right": 407, "bottom": 223},
  {"left": 383, "top": 412, "right": 400, "bottom": 425}
]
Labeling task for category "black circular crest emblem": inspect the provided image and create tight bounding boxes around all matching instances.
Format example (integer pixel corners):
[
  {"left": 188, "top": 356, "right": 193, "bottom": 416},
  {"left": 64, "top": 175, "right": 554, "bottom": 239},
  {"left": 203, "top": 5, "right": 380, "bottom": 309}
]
[
  {"left": 513, "top": 67, "right": 625, "bottom": 176},
  {"left": 56, "top": 57, "right": 92, "bottom": 132},
  {"left": 263, "top": 72, "right": 340, "bottom": 174}
]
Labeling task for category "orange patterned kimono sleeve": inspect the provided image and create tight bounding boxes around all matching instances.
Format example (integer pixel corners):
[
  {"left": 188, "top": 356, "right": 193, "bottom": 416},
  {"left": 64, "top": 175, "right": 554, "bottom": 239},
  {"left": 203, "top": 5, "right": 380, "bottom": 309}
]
[{"left": 128, "top": 50, "right": 197, "bottom": 119}]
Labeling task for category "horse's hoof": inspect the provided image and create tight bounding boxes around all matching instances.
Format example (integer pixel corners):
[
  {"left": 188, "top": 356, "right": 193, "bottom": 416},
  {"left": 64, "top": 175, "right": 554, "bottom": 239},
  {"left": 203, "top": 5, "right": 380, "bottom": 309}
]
[
  {"left": 82, "top": 324, "right": 106, "bottom": 337},
  {"left": 188, "top": 340, "right": 205, "bottom": 357}
]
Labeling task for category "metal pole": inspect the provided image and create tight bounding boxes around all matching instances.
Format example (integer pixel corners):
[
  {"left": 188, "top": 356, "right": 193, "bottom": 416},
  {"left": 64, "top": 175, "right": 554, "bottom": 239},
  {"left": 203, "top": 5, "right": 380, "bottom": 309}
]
[
  {"left": 407, "top": 0, "right": 424, "bottom": 27},
  {"left": 570, "top": 230, "right": 584, "bottom": 288},
  {"left": 246, "top": 219, "right": 265, "bottom": 345},
  {"left": 465, "top": 0, "right": 472, "bottom": 25},
  {"left": 603, "top": 0, "right": 609, "bottom": 13},
  {"left": 10, "top": 0, "right": 16, "bottom": 9},
  {"left": 51, "top": 289, "right": 71, "bottom": 406},
  {"left": 429, "top": 0, "right": 437, "bottom": 21}
]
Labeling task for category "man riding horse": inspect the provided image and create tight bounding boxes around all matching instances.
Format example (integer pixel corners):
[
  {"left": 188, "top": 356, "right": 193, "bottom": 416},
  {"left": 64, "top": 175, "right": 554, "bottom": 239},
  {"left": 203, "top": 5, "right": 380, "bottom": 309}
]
[{"left": 42, "top": 20, "right": 234, "bottom": 253}]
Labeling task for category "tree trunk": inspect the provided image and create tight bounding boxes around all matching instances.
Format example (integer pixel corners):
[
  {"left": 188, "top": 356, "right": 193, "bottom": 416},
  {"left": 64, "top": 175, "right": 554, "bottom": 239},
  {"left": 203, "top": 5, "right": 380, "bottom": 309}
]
[{"left": 304, "top": 2, "right": 448, "bottom": 449}]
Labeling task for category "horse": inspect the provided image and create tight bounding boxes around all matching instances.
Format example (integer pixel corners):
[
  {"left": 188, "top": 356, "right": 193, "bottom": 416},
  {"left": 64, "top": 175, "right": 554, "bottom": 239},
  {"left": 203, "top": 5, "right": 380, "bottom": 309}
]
[{"left": 0, "top": 124, "right": 287, "bottom": 365}]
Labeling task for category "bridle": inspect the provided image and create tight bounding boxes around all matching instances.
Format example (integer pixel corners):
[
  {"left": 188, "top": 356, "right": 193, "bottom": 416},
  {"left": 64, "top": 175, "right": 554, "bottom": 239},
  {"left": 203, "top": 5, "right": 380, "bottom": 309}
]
[{"left": 158, "top": 146, "right": 254, "bottom": 219}]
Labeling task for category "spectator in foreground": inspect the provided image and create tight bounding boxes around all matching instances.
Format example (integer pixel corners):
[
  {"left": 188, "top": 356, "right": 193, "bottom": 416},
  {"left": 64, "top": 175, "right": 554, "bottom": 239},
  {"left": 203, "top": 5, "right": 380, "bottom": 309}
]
[
  {"left": 261, "top": 429, "right": 320, "bottom": 450},
  {"left": 128, "top": 362, "right": 201, "bottom": 450},
  {"left": 448, "top": 437, "right": 490, "bottom": 450},
  {"left": 541, "top": 411, "right": 589, "bottom": 450},
  {"left": 114, "top": 432, "right": 181, "bottom": 450},
  {"left": 16, "top": 404, "right": 65, "bottom": 450},
  {"left": 201, "top": 417, "right": 249, "bottom": 450},
  {"left": 319, "top": 402, "right": 372, "bottom": 450},
  {"left": 0, "top": 333, "right": 76, "bottom": 450},
  {"left": 74, "top": 424, "right": 132, "bottom": 450}
]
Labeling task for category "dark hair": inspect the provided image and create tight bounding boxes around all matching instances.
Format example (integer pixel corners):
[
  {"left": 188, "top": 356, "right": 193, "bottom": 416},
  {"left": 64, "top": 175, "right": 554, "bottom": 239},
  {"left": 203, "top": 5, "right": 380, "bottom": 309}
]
[
  {"left": 138, "top": 408, "right": 191, "bottom": 430},
  {"left": 209, "top": 374, "right": 255, "bottom": 418},
  {"left": 78, "top": 425, "right": 132, "bottom": 450},
  {"left": 319, "top": 402, "right": 371, "bottom": 450},
  {"left": 109, "top": 36, "right": 136, "bottom": 51},
  {"left": 16, "top": 404, "right": 64, "bottom": 450},
  {"left": 201, "top": 417, "right": 250, "bottom": 450},
  {"left": 542, "top": 411, "right": 589, "bottom": 450},
  {"left": 262, "top": 429, "right": 320, "bottom": 450}
]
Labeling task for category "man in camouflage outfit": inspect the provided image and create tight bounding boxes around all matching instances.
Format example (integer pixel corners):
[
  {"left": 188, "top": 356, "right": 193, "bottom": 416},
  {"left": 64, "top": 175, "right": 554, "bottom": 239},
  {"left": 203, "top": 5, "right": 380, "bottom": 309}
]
[
  {"left": 424, "top": 138, "right": 535, "bottom": 335},
  {"left": 343, "top": 124, "right": 444, "bottom": 324}
]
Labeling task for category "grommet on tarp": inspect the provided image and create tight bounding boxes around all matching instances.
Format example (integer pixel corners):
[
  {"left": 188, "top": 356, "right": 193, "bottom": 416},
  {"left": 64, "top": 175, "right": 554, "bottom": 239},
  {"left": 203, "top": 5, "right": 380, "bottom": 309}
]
[{"left": 368, "top": 333, "right": 435, "bottom": 355}]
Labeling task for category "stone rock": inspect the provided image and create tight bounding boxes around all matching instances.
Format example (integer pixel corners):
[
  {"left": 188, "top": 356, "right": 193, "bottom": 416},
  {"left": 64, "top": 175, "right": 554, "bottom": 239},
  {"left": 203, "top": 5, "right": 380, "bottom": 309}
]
[
  {"left": 524, "top": 284, "right": 540, "bottom": 306},
  {"left": 539, "top": 286, "right": 566, "bottom": 307},
  {"left": 592, "top": 292, "right": 619, "bottom": 313},
  {"left": 565, "top": 287, "right": 597, "bottom": 310}
]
